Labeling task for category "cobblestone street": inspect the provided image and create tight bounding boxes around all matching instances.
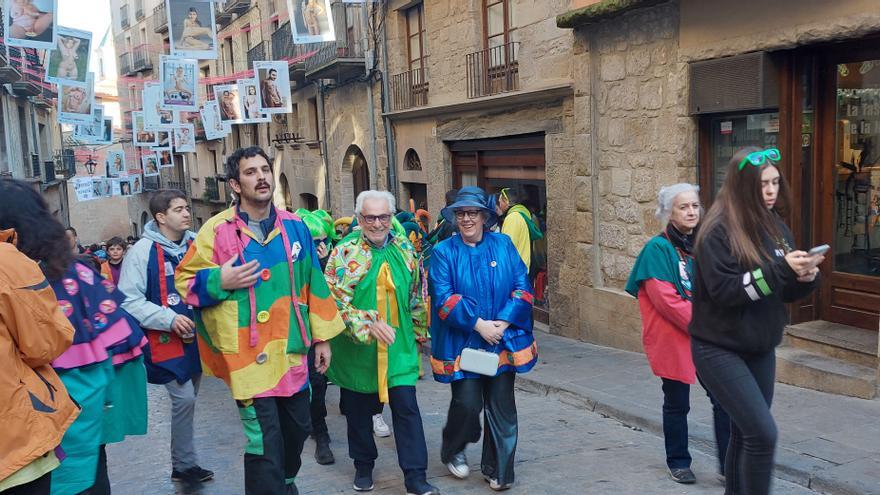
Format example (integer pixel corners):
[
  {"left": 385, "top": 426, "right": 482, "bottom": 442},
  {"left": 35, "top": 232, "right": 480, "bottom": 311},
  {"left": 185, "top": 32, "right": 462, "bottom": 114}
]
[{"left": 107, "top": 357, "right": 812, "bottom": 495}]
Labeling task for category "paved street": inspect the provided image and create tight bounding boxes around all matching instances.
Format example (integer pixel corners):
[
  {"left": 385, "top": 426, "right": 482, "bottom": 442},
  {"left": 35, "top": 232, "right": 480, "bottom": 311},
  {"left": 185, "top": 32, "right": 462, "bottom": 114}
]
[{"left": 107, "top": 356, "right": 811, "bottom": 495}]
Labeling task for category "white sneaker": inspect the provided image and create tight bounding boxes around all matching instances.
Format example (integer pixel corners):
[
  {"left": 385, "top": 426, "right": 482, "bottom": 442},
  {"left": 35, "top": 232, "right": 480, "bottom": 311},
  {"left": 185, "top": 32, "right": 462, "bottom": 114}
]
[
  {"left": 486, "top": 477, "right": 512, "bottom": 491},
  {"left": 372, "top": 414, "right": 391, "bottom": 437}
]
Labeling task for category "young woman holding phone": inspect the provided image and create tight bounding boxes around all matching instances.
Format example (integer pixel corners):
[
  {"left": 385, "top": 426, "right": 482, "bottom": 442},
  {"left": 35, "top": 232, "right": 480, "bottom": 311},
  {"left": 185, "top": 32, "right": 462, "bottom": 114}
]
[{"left": 690, "top": 146, "right": 823, "bottom": 495}]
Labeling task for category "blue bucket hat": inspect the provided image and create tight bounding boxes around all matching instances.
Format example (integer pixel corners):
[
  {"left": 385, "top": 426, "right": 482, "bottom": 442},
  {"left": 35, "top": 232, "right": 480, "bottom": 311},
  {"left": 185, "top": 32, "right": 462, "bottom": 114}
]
[{"left": 440, "top": 186, "right": 498, "bottom": 227}]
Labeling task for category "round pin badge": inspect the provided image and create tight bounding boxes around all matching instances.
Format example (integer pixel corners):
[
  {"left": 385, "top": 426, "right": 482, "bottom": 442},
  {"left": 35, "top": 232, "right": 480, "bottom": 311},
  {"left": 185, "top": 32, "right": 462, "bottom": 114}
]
[
  {"left": 255, "top": 352, "right": 268, "bottom": 364},
  {"left": 92, "top": 313, "right": 108, "bottom": 330},
  {"left": 257, "top": 310, "right": 271, "bottom": 323},
  {"left": 62, "top": 278, "right": 79, "bottom": 296},
  {"left": 490, "top": 261, "right": 497, "bottom": 267},
  {"left": 167, "top": 293, "right": 181, "bottom": 306},
  {"left": 260, "top": 269, "right": 271, "bottom": 281},
  {"left": 99, "top": 299, "right": 117, "bottom": 314}
]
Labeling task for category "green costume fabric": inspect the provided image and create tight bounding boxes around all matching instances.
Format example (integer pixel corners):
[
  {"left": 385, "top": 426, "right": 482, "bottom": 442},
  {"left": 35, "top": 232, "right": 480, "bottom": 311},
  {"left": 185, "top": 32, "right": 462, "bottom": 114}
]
[
  {"left": 102, "top": 356, "right": 148, "bottom": 444},
  {"left": 625, "top": 235, "right": 692, "bottom": 300},
  {"left": 325, "top": 233, "right": 424, "bottom": 394},
  {"left": 508, "top": 204, "right": 543, "bottom": 240}
]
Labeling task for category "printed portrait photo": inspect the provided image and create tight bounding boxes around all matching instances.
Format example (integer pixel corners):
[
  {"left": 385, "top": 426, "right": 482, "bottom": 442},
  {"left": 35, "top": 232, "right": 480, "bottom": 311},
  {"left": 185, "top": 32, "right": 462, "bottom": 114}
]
[
  {"left": 45, "top": 25, "right": 91, "bottom": 86},
  {"left": 173, "top": 123, "right": 196, "bottom": 153},
  {"left": 167, "top": 0, "right": 217, "bottom": 59},
  {"left": 214, "top": 84, "right": 242, "bottom": 124},
  {"left": 287, "top": 0, "right": 334, "bottom": 44},
  {"left": 133, "top": 111, "right": 158, "bottom": 147},
  {"left": 105, "top": 150, "right": 126, "bottom": 178},
  {"left": 143, "top": 81, "right": 179, "bottom": 130},
  {"left": 4, "top": 0, "right": 57, "bottom": 49},
  {"left": 254, "top": 60, "right": 292, "bottom": 114},
  {"left": 130, "top": 174, "right": 142, "bottom": 194},
  {"left": 200, "top": 100, "right": 230, "bottom": 140},
  {"left": 160, "top": 55, "right": 198, "bottom": 111},
  {"left": 158, "top": 149, "right": 174, "bottom": 168},
  {"left": 57, "top": 73, "right": 95, "bottom": 124},
  {"left": 141, "top": 153, "right": 160, "bottom": 177},
  {"left": 239, "top": 78, "right": 270, "bottom": 123}
]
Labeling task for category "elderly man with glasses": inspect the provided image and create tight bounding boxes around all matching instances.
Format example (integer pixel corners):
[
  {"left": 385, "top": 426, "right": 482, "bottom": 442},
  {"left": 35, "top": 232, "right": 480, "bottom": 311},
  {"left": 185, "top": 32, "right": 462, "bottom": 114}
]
[{"left": 323, "top": 190, "right": 440, "bottom": 495}]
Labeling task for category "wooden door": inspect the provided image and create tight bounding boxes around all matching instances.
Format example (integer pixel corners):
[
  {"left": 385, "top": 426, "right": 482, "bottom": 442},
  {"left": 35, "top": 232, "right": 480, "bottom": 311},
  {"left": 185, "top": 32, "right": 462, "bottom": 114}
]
[{"left": 815, "top": 43, "right": 880, "bottom": 330}]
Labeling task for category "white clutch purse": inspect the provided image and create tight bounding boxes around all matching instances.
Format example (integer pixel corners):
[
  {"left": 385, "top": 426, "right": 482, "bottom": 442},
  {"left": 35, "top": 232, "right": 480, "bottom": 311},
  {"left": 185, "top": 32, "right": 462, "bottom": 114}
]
[{"left": 459, "top": 347, "right": 500, "bottom": 376}]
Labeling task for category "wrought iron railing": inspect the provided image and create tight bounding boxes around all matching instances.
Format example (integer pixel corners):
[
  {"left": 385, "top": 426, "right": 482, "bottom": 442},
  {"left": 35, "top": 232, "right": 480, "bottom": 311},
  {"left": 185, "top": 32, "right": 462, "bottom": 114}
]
[
  {"left": 118, "top": 53, "right": 132, "bottom": 75},
  {"left": 465, "top": 42, "right": 520, "bottom": 99},
  {"left": 304, "top": 40, "right": 364, "bottom": 72},
  {"left": 204, "top": 176, "right": 220, "bottom": 201},
  {"left": 131, "top": 45, "right": 152, "bottom": 72},
  {"left": 30, "top": 153, "right": 40, "bottom": 178},
  {"left": 390, "top": 67, "right": 429, "bottom": 111},
  {"left": 151, "top": 3, "right": 168, "bottom": 33},
  {"left": 271, "top": 23, "right": 322, "bottom": 64},
  {"left": 247, "top": 41, "right": 266, "bottom": 69}
]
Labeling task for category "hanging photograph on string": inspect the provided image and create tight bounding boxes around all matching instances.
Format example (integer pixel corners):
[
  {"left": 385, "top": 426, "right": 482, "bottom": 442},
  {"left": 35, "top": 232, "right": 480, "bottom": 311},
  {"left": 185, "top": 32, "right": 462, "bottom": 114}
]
[
  {"left": 158, "top": 149, "right": 174, "bottom": 168},
  {"left": 254, "top": 61, "right": 292, "bottom": 114},
  {"left": 119, "top": 178, "right": 132, "bottom": 196},
  {"left": 73, "top": 104, "right": 104, "bottom": 143},
  {"left": 160, "top": 55, "right": 198, "bottom": 111},
  {"left": 100, "top": 118, "right": 113, "bottom": 145},
  {"left": 130, "top": 174, "right": 143, "bottom": 194},
  {"left": 200, "top": 100, "right": 230, "bottom": 140},
  {"left": 214, "top": 84, "right": 243, "bottom": 124},
  {"left": 143, "top": 81, "right": 179, "bottom": 130},
  {"left": 132, "top": 111, "right": 158, "bottom": 147},
  {"left": 287, "top": 0, "right": 334, "bottom": 44},
  {"left": 154, "top": 130, "right": 172, "bottom": 150},
  {"left": 72, "top": 177, "right": 94, "bottom": 202},
  {"left": 141, "top": 153, "right": 160, "bottom": 177},
  {"left": 105, "top": 150, "right": 126, "bottom": 178},
  {"left": 239, "top": 78, "right": 271, "bottom": 123},
  {"left": 57, "top": 72, "right": 95, "bottom": 124},
  {"left": 45, "top": 25, "right": 91, "bottom": 87},
  {"left": 3, "top": 0, "right": 57, "bottom": 49},
  {"left": 167, "top": 0, "right": 217, "bottom": 60},
  {"left": 91, "top": 177, "right": 106, "bottom": 199},
  {"left": 173, "top": 123, "right": 196, "bottom": 152}
]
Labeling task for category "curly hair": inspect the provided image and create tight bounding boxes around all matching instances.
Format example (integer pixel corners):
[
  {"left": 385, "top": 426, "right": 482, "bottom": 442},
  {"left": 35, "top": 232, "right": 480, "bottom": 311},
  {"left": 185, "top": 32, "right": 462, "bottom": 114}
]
[{"left": 0, "top": 179, "right": 73, "bottom": 280}]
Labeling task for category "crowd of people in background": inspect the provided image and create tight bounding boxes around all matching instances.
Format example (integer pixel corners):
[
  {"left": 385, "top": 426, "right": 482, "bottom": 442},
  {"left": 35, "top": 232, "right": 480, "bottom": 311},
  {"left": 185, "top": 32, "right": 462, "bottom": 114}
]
[{"left": 0, "top": 143, "right": 822, "bottom": 495}]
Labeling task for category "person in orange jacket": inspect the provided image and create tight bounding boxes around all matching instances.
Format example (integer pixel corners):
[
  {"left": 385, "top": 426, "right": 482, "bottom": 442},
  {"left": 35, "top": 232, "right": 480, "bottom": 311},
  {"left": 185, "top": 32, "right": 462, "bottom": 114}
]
[
  {"left": 0, "top": 227, "right": 80, "bottom": 495},
  {"left": 100, "top": 236, "right": 126, "bottom": 285}
]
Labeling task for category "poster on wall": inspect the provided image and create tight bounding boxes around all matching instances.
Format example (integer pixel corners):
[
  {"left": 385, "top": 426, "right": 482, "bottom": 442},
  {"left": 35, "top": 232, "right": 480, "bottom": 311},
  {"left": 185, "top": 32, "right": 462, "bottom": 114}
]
[
  {"left": 254, "top": 61, "right": 292, "bottom": 114},
  {"left": 72, "top": 177, "right": 94, "bottom": 202},
  {"left": 91, "top": 177, "right": 107, "bottom": 199},
  {"left": 143, "top": 81, "right": 179, "bottom": 130},
  {"left": 45, "top": 25, "right": 91, "bottom": 87},
  {"left": 141, "top": 153, "right": 160, "bottom": 177},
  {"left": 3, "top": 0, "right": 57, "bottom": 49},
  {"left": 58, "top": 73, "right": 96, "bottom": 124},
  {"left": 239, "top": 78, "right": 270, "bottom": 123},
  {"left": 132, "top": 111, "right": 158, "bottom": 147},
  {"left": 105, "top": 150, "right": 126, "bottom": 178},
  {"left": 159, "top": 55, "right": 198, "bottom": 111},
  {"left": 214, "top": 84, "right": 243, "bottom": 124},
  {"left": 173, "top": 123, "right": 196, "bottom": 153},
  {"left": 167, "top": 0, "right": 217, "bottom": 59},
  {"left": 200, "top": 100, "right": 230, "bottom": 140},
  {"left": 286, "top": 0, "right": 335, "bottom": 44}
]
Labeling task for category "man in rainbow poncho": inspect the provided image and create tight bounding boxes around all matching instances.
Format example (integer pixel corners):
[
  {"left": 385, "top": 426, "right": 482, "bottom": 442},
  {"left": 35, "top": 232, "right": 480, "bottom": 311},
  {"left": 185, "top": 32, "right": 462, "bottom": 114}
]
[
  {"left": 324, "top": 190, "right": 440, "bottom": 495},
  {"left": 175, "top": 147, "right": 344, "bottom": 495}
]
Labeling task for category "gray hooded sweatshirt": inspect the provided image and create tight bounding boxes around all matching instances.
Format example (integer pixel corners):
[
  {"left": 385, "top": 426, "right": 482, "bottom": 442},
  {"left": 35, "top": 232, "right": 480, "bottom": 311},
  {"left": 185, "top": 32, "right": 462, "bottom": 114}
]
[{"left": 119, "top": 220, "right": 196, "bottom": 332}]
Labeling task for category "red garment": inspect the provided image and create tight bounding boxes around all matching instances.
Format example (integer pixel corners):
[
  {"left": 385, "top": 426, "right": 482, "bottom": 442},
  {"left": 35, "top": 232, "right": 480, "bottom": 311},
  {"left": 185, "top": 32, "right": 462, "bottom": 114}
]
[{"left": 637, "top": 278, "right": 695, "bottom": 384}]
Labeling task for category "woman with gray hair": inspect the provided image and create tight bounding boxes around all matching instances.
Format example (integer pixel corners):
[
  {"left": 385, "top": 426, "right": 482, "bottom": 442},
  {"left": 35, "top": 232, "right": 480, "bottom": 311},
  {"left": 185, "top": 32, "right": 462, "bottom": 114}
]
[{"left": 625, "top": 183, "right": 730, "bottom": 484}]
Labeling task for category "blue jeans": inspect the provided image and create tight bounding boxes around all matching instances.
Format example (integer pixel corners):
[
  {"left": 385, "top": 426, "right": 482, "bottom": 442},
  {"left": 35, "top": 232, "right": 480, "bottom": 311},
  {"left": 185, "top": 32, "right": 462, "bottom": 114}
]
[
  {"left": 691, "top": 338, "right": 777, "bottom": 495},
  {"left": 661, "top": 378, "right": 731, "bottom": 472}
]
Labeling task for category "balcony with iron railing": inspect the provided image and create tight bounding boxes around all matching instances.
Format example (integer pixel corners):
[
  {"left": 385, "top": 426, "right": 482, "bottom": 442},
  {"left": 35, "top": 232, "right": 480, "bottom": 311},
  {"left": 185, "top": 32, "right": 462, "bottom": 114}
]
[
  {"left": 130, "top": 45, "right": 153, "bottom": 73},
  {"left": 247, "top": 41, "right": 266, "bottom": 70},
  {"left": 390, "top": 66, "right": 429, "bottom": 111},
  {"left": 8, "top": 47, "right": 42, "bottom": 96},
  {"left": 466, "top": 42, "right": 520, "bottom": 99},
  {"left": 152, "top": 3, "right": 168, "bottom": 33},
  {"left": 216, "top": 0, "right": 252, "bottom": 27},
  {"left": 304, "top": 39, "right": 365, "bottom": 82},
  {"left": 271, "top": 22, "right": 323, "bottom": 83},
  {"left": 0, "top": 38, "right": 21, "bottom": 83},
  {"left": 32, "top": 84, "right": 57, "bottom": 108}
]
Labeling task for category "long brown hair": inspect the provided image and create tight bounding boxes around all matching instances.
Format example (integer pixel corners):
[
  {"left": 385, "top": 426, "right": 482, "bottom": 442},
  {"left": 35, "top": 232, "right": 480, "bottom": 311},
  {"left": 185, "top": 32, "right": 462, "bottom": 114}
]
[{"left": 696, "top": 146, "right": 792, "bottom": 267}]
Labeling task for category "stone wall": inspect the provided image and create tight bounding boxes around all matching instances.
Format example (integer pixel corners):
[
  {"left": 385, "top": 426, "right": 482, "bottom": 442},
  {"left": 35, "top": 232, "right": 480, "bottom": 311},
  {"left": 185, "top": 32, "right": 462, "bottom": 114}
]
[{"left": 563, "top": 1, "right": 693, "bottom": 349}]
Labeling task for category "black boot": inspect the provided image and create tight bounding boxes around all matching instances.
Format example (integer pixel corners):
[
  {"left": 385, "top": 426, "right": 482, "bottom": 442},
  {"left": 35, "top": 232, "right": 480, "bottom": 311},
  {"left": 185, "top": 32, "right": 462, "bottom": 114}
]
[{"left": 314, "top": 437, "right": 335, "bottom": 465}]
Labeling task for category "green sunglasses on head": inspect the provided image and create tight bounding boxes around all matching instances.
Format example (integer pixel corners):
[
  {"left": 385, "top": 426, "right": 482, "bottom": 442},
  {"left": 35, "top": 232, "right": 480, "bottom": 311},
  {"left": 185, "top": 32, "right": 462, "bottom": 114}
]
[{"left": 738, "top": 148, "right": 781, "bottom": 171}]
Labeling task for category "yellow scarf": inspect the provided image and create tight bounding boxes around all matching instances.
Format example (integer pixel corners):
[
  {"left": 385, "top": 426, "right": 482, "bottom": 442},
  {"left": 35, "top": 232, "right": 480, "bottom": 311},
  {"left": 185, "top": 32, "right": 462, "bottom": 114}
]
[{"left": 375, "top": 262, "right": 399, "bottom": 403}]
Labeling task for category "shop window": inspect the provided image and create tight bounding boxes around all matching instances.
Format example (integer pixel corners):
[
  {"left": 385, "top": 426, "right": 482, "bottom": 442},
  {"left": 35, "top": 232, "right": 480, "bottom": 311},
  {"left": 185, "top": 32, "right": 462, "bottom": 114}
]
[
  {"left": 702, "top": 111, "right": 780, "bottom": 196},
  {"left": 834, "top": 60, "right": 880, "bottom": 276}
]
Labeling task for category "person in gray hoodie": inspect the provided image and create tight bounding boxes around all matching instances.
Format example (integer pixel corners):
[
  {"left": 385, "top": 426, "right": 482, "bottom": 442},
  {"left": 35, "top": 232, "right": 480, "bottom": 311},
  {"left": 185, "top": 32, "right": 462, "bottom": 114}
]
[{"left": 118, "top": 189, "right": 214, "bottom": 485}]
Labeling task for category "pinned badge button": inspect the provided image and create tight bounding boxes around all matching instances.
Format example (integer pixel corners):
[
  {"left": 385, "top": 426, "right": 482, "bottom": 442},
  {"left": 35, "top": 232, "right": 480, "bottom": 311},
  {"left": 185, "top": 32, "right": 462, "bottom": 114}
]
[
  {"left": 257, "top": 310, "right": 271, "bottom": 323},
  {"left": 255, "top": 352, "right": 268, "bottom": 365},
  {"left": 260, "top": 269, "right": 272, "bottom": 281},
  {"left": 490, "top": 261, "right": 497, "bottom": 267}
]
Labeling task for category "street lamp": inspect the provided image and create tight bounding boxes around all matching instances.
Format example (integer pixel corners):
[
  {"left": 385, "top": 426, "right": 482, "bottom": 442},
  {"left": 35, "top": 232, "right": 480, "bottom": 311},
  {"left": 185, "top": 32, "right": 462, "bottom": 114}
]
[{"left": 84, "top": 156, "right": 97, "bottom": 176}]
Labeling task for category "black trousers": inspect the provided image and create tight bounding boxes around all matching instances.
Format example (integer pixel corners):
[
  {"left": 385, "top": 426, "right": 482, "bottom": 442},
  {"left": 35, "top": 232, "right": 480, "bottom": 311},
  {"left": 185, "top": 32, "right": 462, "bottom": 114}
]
[
  {"left": 441, "top": 372, "right": 518, "bottom": 485},
  {"left": 692, "top": 338, "right": 777, "bottom": 495},
  {"left": 0, "top": 471, "right": 51, "bottom": 495},
  {"left": 236, "top": 390, "right": 312, "bottom": 495},
  {"left": 661, "top": 378, "right": 731, "bottom": 473},
  {"left": 307, "top": 345, "right": 329, "bottom": 441},
  {"left": 339, "top": 386, "right": 429, "bottom": 488}
]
